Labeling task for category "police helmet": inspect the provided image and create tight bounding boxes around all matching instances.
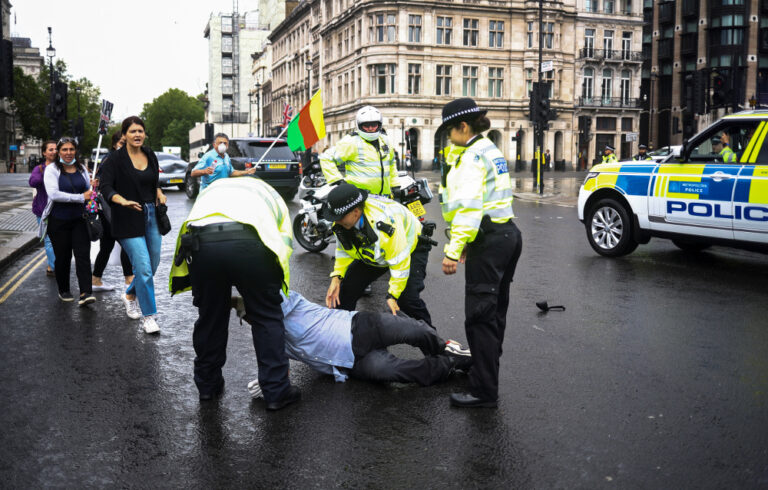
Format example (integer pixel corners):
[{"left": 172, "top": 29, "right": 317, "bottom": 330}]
[{"left": 355, "top": 106, "right": 383, "bottom": 142}]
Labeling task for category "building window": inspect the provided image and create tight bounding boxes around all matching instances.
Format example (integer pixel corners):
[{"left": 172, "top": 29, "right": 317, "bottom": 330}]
[
  {"left": 462, "top": 66, "right": 478, "bottom": 96},
  {"left": 408, "top": 15, "right": 422, "bottom": 42},
  {"left": 526, "top": 68, "right": 534, "bottom": 97},
  {"left": 463, "top": 18, "right": 479, "bottom": 47},
  {"left": 583, "top": 67, "right": 594, "bottom": 100},
  {"left": 603, "top": 30, "right": 614, "bottom": 58},
  {"left": 488, "top": 67, "right": 503, "bottom": 98},
  {"left": 622, "top": 117, "right": 633, "bottom": 131},
  {"left": 585, "top": 0, "right": 597, "bottom": 12},
  {"left": 408, "top": 64, "right": 421, "bottom": 94},
  {"left": 543, "top": 71, "right": 554, "bottom": 98},
  {"left": 370, "top": 13, "right": 397, "bottom": 44},
  {"left": 436, "top": 64, "right": 452, "bottom": 96},
  {"left": 596, "top": 117, "right": 616, "bottom": 130},
  {"left": 543, "top": 22, "right": 554, "bottom": 49},
  {"left": 222, "top": 78, "right": 233, "bottom": 95},
  {"left": 527, "top": 22, "right": 534, "bottom": 48},
  {"left": 585, "top": 28, "right": 595, "bottom": 56},
  {"left": 221, "top": 16, "right": 232, "bottom": 33},
  {"left": 621, "top": 32, "right": 632, "bottom": 59},
  {"left": 437, "top": 16, "right": 453, "bottom": 45},
  {"left": 604, "top": 0, "right": 615, "bottom": 14},
  {"left": 489, "top": 21, "right": 504, "bottom": 48},
  {"left": 602, "top": 68, "right": 613, "bottom": 104},
  {"left": 712, "top": 15, "right": 745, "bottom": 46},
  {"left": 221, "top": 57, "right": 233, "bottom": 75},
  {"left": 221, "top": 36, "right": 233, "bottom": 53},
  {"left": 620, "top": 69, "right": 631, "bottom": 104},
  {"left": 371, "top": 63, "right": 396, "bottom": 94}
]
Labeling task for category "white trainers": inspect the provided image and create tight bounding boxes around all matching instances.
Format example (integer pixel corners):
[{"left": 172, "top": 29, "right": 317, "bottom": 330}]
[
  {"left": 445, "top": 339, "right": 471, "bottom": 356},
  {"left": 141, "top": 315, "right": 160, "bottom": 334},
  {"left": 122, "top": 295, "right": 142, "bottom": 320},
  {"left": 92, "top": 282, "right": 115, "bottom": 292}
]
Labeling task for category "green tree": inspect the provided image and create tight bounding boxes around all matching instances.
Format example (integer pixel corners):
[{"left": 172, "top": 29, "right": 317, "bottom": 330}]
[
  {"left": 11, "top": 67, "right": 49, "bottom": 141},
  {"left": 140, "top": 88, "right": 204, "bottom": 159}
]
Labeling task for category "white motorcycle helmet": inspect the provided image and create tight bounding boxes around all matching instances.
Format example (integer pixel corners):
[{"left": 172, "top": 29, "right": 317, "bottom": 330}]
[{"left": 355, "top": 106, "right": 383, "bottom": 142}]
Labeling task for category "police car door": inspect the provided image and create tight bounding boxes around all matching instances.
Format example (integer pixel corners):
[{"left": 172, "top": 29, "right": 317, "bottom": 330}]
[
  {"left": 733, "top": 122, "right": 768, "bottom": 243},
  {"left": 649, "top": 132, "right": 740, "bottom": 240}
]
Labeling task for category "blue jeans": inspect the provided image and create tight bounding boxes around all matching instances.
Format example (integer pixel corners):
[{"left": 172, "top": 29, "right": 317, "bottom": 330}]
[
  {"left": 119, "top": 203, "right": 162, "bottom": 316},
  {"left": 36, "top": 216, "right": 56, "bottom": 270}
]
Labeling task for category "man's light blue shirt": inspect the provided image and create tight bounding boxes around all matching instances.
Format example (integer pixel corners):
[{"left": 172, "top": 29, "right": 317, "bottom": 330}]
[
  {"left": 194, "top": 149, "right": 232, "bottom": 190},
  {"left": 281, "top": 290, "right": 356, "bottom": 382}
]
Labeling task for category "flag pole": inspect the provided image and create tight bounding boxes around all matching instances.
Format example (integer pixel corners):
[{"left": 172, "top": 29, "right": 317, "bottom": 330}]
[{"left": 255, "top": 123, "right": 289, "bottom": 166}]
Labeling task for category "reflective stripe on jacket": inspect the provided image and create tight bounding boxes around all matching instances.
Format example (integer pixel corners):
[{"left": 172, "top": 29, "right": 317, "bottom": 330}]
[
  {"left": 602, "top": 153, "right": 618, "bottom": 164},
  {"left": 720, "top": 146, "right": 737, "bottom": 163},
  {"left": 440, "top": 137, "right": 515, "bottom": 260},
  {"left": 332, "top": 195, "right": 422, "bottom": 299},
  {"left": 169, "top": 178, "right": 293, "bottom": 294},
  {"left": 320, "top": 132, "right": 400, "bottom": 195}
]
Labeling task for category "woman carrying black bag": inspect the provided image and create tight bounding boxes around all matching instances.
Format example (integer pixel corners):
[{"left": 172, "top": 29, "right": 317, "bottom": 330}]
[
  {"left": 91, "top": 132, "right": 134, "bottom": 293},
  {"left": 42, "top": 137, "right": 97, "bottom": 306}
]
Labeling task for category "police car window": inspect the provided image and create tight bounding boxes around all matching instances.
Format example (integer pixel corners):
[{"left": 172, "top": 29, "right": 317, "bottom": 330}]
[{"left": 688, "top": 122, "right": 760, "bottom": 162}]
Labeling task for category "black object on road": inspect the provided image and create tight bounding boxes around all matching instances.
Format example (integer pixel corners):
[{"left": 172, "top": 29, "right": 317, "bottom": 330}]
[{"left": 536, "top": 301, "right": 565, "bottom": 312}]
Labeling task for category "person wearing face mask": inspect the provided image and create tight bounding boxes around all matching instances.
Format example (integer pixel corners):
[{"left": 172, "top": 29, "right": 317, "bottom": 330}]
[
  {"left": 91, "top": 131, "right": 134, "bottom": 292},
  {"left": 41, "top": 137, "right": 97, "bottom": 306},
  {"left": 438, "top": 98, "right": 522, "bottom": 409},
  {"left": 190, "top": 133, "right": 256, "bottom": 192},
  {"left": 28, "top": 140, "right": 58, "bottom": 276},
  {"left": 99, "top": 116, "right": 167, "bottom": 334},
  {"left": 319, "top": 106, "right": 400, "bottom": 196}
]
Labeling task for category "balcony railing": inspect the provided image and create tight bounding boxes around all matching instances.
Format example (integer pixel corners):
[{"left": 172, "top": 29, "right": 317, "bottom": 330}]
[
  {"left": 578, "top": 48, "right": 644, "bottom": 62},
  {"left": 579, "top": 96, "right": 642, "bottom": 108},
  {"left": 210, "top": 112, "right": 250, "bottom": 124}
]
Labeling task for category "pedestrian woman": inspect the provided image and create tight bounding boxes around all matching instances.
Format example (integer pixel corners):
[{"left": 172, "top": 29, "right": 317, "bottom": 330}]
[
  {"left": 437, "top": 98, "right": 522, "bottom": 408},
  {"left": 91, "top": 131, "right": 134, "bottom": 292},
  {"left": 99, "top": 116, "right": 166, "bottom": 334},
  {"left": 29, "top": 140, "right": 57, "bottom": 276},
  {"left": 41, "top": 137, "right": 97, "bottom": 306}
]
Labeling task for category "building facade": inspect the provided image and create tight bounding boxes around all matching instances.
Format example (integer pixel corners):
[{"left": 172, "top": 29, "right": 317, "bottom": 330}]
[
  {"left": 204, "top": 1, "right": 287, "bottom": 139},
  {"left": 12, "top": 36, "right": 44, "bottom": 161},
  {"left": 265, "top": 0, "right": 645, "bottom": 167},
  {"left": 0, "top": 0, "right": 12, "bottom": 170},
  {"left": 641, "top": 0, "right": 768, "bottom": 150}
]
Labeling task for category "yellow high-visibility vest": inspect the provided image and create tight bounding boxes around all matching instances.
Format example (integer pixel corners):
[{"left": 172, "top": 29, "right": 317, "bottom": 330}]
[{"left": 320, "top": 132, "right": 400, "bottom": 195}]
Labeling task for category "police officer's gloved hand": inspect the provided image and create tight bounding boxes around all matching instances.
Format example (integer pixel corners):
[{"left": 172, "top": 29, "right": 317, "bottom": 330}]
[{"left": 391, "top": 186, "right": 402, "bottom": 200}]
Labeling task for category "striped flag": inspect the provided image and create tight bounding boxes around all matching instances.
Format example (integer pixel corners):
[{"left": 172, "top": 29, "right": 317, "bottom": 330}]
[
  {"left": 286, "top": 90, "right": 326, "bottom": 152},
  {"left": 281, "top": 103, "right": 293, "bottom": 128}
]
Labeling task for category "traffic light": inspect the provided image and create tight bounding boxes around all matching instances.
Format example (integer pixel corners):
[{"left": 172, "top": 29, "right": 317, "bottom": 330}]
[
  {"left": 528, "top": 82, "right": 540, "bottom": 125},
  {"left": 711, "top": 71, "right": 727, "bottom": 108},
  {"left": 53, "top": 80, "right": 68, "bottom": 120},
  {"left": 693, "top": 70, "right": 706, "bottom": 115}
]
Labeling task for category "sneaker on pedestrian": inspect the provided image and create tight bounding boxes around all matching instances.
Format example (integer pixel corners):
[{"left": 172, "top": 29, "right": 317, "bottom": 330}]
[
  {"left": 58, "top": 291, "right": 74, "bottom": 302},
  {"left": 92, "top": 282, "right": 115, "bottom": 292},
  {"left": 141, "top": 315, "right": 160, "bottom": 334},
  {"left": 122, "top": 295, "right": 142, "bottom": 320},
  {"left": 78, "top": 293, "right": 97, "bottom": 306},
  {"left": 445, "top": 339, "right": 471, "bottom": 356}
]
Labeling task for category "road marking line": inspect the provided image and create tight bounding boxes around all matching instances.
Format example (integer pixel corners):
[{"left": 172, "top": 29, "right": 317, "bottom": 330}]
[
  {"left": 0, "top": 250, "right": 45, "bottom": 296},
  {"left": 0, "top": 255, "right": 46, "bottom": 304}
]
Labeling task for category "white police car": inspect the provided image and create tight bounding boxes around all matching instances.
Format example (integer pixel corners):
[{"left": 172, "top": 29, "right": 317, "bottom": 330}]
[{"left": 578, "top": 110, "right": 768, "bottom": 256}]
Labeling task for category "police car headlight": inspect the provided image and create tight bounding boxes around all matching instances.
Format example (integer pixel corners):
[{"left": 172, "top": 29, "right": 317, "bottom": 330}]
[{"left": 583, "top": 172, "right": 599, "bottom": 185}]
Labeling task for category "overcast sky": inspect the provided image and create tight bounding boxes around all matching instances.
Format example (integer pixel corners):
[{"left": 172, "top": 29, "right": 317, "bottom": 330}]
[{"left": 10, "top": 0, "right": 259, "bottom": 121}]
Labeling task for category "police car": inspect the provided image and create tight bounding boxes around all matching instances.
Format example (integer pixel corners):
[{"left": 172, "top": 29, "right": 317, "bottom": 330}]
[{"left": 578, "top": 110, "right": 768, "bottom": 256}]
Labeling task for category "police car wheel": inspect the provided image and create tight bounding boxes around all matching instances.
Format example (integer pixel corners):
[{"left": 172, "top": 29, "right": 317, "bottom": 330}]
[
  {"left": 671, "top": 239, "right": 711, "bottom": 252},
  {"left": 586, "top": 199, "right": 638, "bottom": 257}
]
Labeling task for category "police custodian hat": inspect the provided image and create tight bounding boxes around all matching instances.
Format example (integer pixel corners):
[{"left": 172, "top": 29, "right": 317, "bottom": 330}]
[
  {"left": 437, "top": 98, "right": 488, "bottom": 134},
  {"left": 326, "top": 183, "right": 368, "bottom": 221}
]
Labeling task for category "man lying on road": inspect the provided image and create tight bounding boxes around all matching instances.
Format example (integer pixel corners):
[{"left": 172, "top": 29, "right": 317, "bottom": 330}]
[{"left": 232, "top": 290, "right": 471, "bottom": 396}]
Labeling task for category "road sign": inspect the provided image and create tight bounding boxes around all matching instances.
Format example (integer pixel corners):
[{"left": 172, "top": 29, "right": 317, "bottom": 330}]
[
  {"left": 625, "top": 132, "right": 638, "bottom": 142},
  {"left": 541, "top": 61, "right": 554, "bottom": 73}
]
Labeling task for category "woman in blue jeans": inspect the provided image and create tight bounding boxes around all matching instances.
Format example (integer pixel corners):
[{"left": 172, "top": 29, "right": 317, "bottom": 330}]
[
  {"left": 99, "top": 116, "right": 166, "bottom": 334},
  {"left": 29, "top": 140, "right": 58, "bottom": 275}
]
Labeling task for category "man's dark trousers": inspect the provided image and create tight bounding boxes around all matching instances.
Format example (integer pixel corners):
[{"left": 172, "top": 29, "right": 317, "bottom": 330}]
[
  {"left": 349, "top": 311, "right": 451, "bottom": 386},
  {"left": 337, "top": 242, "right": 432, "bottom": 325},
  {"left": 188, "top": 231, "right": 290, "bottom": 402},
  {"left": 464, "top": 220, "right": 522, "bottom": 402}
]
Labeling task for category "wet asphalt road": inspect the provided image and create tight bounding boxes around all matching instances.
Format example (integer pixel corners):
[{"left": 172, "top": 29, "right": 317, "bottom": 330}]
[{"left": 1, "top": 181, "right": 767, "bottom": 488}]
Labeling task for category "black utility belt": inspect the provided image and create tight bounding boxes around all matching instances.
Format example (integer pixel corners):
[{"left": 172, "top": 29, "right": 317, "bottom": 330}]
[{"left": 188, "top": 222, "right": 257, "bottom": 243}]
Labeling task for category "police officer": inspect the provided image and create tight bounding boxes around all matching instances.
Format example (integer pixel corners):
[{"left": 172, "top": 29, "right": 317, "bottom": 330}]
[
  {"left": 190, "top": 133, "right": 256, "bottom": 192},
  {"left": 633, "top": 144, "right": 652, "bottom": 161},
  {"left": 602, "top": 144, "right": 618, "bottom": 164},
  {"left": 438, "top": 98, "right": 523, "bottom": 408},
  {"left": 324, "top": 183, "right": 433, "bottom": 325},
  {"left": 320, "top": 106, "right": 400, "bottom": 196},
  {"left": 170, "top": 177, "right": 300, "bottom": 410},
  {"left": 712, "top": 135, "right": 737, "bottom": 163}
]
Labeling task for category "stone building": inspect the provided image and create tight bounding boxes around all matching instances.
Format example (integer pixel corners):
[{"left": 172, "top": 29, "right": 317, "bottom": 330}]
[{"left": 12, "top": 36, "right": 44, "bottom": 161}]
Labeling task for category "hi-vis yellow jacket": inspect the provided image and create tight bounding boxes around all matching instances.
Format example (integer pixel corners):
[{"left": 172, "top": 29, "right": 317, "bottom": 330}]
[
  {"left": 440, "top": 137, "right": 515, "bottom": 260},
  {"left": 169, "top": 178, "right": 293, "bottom": 294},
  {"left": 602, "top": 153, "right": 618, "bottom": 164},
  {"left": 320, "top": 132, "right": 400, "bottom": 195},
  {"left": 332, "top": 195, "right": 422, "bottom": 299}
]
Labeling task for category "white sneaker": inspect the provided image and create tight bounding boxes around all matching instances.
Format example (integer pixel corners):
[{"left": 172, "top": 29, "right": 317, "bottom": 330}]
[
  {"left": 445, "top": 339, "right": 471, "bottom": 356},
  {"left": 141, "top": 315, "right": 160, "bottom": 334},
  {"left": 92, "top": 282, "right": 115, "bottom": 292},
  {"left": 122, "top": 295, "right": 142, "bottom": 320}
]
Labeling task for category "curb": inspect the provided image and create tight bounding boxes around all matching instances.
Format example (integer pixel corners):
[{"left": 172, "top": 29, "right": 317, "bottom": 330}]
[{"left": 0, "top": 232, "right": 40, "bottom": 272}]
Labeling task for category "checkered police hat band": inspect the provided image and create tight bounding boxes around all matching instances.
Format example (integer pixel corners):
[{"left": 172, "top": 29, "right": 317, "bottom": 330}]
[
  {"left": 332, "top": 193, "right": 363, "bottom": 216},
  {"left": 442, "top": 107, "right": 481, "bottom": 124}
]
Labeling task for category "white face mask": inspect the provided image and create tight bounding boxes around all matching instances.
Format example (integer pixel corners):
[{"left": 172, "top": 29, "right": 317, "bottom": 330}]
[
  {"left": 60, "top": 157, "right": 75, "bottom": 166},
  {"left": 217, "top": 143, "right": 227, "bottom": 154}
]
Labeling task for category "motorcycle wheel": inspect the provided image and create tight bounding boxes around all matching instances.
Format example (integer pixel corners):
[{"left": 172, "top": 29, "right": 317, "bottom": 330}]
[{"left": 293, "top": 213, "right": 330, "bottom": 253}]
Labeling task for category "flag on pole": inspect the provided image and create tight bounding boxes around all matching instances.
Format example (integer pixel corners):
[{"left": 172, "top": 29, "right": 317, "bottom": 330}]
[
  {"left": 281, "top": 103, "right": 293, "bottom": 128},
  {"left": 286, "top": 90, "right": 326, "bottom": 152}
]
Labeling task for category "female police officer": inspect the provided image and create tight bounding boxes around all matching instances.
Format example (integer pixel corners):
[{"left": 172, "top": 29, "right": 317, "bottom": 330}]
[{"left": 438, "top": 98, "right": 523, "bottom": 408}]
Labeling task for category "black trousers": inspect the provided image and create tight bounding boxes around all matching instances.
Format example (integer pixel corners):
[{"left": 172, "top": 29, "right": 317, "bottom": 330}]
[
  {"left": 188, "top": 231, "right": 290, "bottom": 402},
  {"left": 464, "top": 220, "right": 522, "bottom": 401},
  {"left": 47, "top": 216, "right": 92, "bottom": 295},
  {"left": 349, "top": 311, "right": 451, "bottom": 386},
  {"left": 338, "top": 243, "right": 432, "bottom": 326},
  {"left": 92, "top": 211, "right": 133, "bottom": 278}
]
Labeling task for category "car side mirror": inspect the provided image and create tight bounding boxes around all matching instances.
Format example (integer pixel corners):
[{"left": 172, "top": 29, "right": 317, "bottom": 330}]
[{"left": 678, "top": 139, "right": 689, "bottom": 162}]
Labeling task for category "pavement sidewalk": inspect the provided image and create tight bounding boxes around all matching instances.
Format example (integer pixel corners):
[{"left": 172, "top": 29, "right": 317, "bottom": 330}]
[{"left": 0, "top": 186, "right": 39, "bottom": 271}]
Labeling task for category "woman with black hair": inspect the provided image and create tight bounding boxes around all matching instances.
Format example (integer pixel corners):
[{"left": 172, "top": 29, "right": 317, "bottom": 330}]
[
  {"left": 41, "top": 137, "right": 97, "bottom": 306},
  {"left": 29, "top": 139, "right": 58, "bottom": 276},
  {"left": 100, "top": 116, "right": 166, "bottom": 334}
]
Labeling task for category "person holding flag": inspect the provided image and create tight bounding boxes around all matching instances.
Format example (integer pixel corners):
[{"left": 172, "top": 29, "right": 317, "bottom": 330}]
[
  {"left": 191, "top": 133, "right": 257, "bottom": 192},
  {"left": 319, "top": 105, "right": 400, "bottom": 196}
]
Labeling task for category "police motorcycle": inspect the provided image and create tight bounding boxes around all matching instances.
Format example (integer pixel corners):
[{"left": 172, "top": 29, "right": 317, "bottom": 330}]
[
  {"left": 297, "top": 153, "right": 325, "bottom": 200},
  {"left": 293, "top": 171, "right": 434, "bottom": 253}
]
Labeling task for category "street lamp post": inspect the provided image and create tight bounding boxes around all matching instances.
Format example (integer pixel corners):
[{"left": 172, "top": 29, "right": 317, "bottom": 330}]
[
  {"left": 305, "top": 59, "right": 313, "bottom": 101},
  {"left": 255, "top": 81, "right": 261, "bottom": 137},
  {"left": 46, "top": 27, "right": 56, "bottom": 138}
]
